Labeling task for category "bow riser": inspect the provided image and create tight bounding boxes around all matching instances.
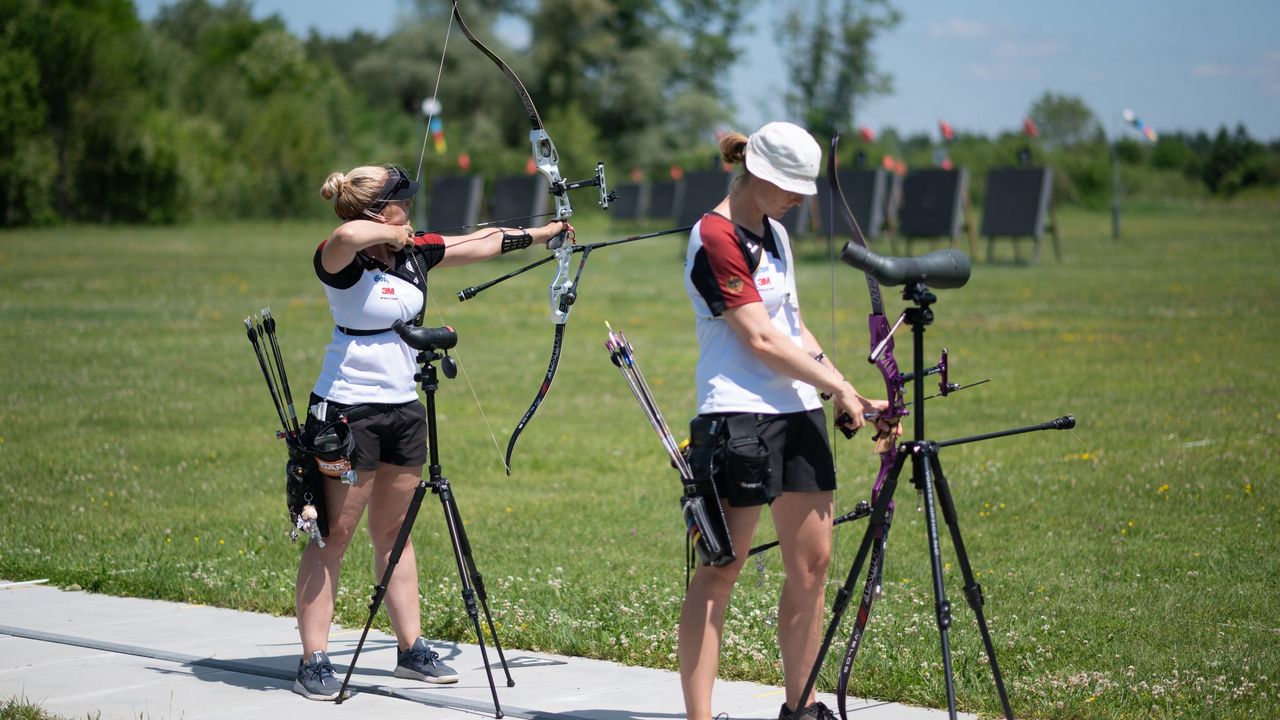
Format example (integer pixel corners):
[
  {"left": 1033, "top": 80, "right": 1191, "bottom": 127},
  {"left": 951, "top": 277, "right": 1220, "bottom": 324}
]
[
  {"left": 531, "top": 128, "right": 572, "bottom": 231},
  {"left": 548, "top": 244, "right": 575, "bottom": 324},
  {"left": 868, "top": 315, "right": 907, "bottom": 422}
]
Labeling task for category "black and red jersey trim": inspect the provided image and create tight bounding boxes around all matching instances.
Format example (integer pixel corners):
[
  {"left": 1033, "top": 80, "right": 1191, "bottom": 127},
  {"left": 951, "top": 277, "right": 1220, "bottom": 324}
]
[
  {"left": 313, "top": 232, "right": 445, "bottom": 291},
  {"left": 689, "top": 213, "right": 777, "bottom": 317}
]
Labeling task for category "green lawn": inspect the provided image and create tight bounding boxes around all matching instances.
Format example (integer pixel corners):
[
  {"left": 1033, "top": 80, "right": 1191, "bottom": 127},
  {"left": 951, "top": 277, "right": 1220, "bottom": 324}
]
[{"left": 1, "top": 204, "right": 1277, "bottom": 719}]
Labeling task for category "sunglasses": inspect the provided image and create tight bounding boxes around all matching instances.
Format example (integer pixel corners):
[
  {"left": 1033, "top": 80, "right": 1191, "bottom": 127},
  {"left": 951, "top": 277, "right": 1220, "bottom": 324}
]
[{"left": 370, "top": 165, "right": 413, "bottom": 210}]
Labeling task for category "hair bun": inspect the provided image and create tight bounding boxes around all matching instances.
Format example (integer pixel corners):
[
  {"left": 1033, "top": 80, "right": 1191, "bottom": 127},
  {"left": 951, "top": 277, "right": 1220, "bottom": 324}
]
[
  {"left": 319, "top": 172, "right": 346, "bottom": 202},
  {"left": 719, "top": 132, "right": 749, "bottom": 165}
]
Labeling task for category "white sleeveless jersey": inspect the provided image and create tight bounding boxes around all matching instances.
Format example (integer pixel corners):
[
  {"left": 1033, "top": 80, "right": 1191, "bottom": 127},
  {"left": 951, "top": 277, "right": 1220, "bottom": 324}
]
[
  {"left": 684, "top": 212, "right": 821, "bottom": 415},
  {"left": 311, "top": 234, "right": 445, "bottom": 404}
]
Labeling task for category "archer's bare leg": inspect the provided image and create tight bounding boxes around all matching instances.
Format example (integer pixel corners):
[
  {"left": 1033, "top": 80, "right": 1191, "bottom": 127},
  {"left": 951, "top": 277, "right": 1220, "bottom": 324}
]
[
  {"left": 678, "top": 504, "right": 762, "bottom": 720},
  {"left": 772, "top": 490, "right": 834, "bottom": 712},
  {"left": 367, "top": 463, "right": 426, "bottom": 651},
  {"left": 296, "top": 471, "right": 376, "bottom": 657}
]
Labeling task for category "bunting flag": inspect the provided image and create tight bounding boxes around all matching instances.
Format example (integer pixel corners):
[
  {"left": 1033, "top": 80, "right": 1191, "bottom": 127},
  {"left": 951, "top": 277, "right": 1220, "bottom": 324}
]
[
  {"left": 938, "top": 119, "right": 955, "bottom": 143},
  {"left": 1023, "top": 117, "right": 1039, "bottom": 137},
  {"left": 430, "top": 116, "right": 446, "bottom": 154},
  {"left": 670, "top": 164, "right": 684, "bottom": 181},
  {"left": 859, "top": 126, "right": 876, "bottom": 143},
  {"left": 882, "top": 155, "right": 907, "bottom": 175},
  {"left": 457, "top": 152, "right": 471, "bottom": 171},
  {"left": 1123, "top": 109, "right": 1158, "bottom": 142}
]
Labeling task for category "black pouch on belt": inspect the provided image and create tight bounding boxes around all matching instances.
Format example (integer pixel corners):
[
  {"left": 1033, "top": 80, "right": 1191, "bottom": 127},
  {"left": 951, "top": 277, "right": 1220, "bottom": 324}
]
[{"left": 721, "top": 413, "right": 772, "bottom": 506}]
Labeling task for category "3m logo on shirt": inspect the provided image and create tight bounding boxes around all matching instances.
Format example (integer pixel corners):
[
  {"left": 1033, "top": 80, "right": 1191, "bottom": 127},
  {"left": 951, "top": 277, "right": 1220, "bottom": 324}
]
[
  {"left": 757, "top": 276, "right": 773, "bottom": 288},
  {"left": 381, "top": 286, "right": 396, "bottom": 296}
]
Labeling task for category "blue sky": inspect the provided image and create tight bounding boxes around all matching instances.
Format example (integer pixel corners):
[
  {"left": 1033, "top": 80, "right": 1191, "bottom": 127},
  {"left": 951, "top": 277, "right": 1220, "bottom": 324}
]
[{"left": 134, "top": 0, "right": 1280, "bottom": 141}]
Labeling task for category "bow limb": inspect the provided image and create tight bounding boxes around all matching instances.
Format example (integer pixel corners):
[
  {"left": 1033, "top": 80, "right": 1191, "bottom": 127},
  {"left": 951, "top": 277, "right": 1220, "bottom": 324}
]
[
  {"left": 460, "top": 228, "right": 690, "bottom": 472},
  {"left": 500, "top": 246, "right": 572, "bottom": 475},
  {"left": 502, "top": 245, "right": 593, "bottom": 474},
  {"left": 503, "top": 324, "right": 564, "bottom": 475},
  {"left": 451, "top": 1, "right": 572, "bottom": 243}
]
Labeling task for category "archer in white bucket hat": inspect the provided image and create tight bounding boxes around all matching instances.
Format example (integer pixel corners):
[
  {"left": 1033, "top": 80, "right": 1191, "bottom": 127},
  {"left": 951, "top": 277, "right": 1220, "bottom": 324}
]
[
  {"left": 744, "top": 121, "right": 822, "bottom": 196},
  {"left": 678, "top": 120, "right": 896, "bottom": 720}
]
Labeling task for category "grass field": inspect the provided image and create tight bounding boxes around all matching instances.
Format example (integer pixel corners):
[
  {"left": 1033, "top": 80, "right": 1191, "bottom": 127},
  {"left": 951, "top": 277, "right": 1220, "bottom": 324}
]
[{"left": 1, "top": 204, "right": 1277, "bottom": 719}]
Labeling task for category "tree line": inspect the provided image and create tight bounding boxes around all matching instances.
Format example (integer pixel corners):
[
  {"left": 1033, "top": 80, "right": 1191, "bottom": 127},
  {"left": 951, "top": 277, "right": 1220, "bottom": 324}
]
[{"left": 1, "top": 0, "right": 1276, "bottom": 227}]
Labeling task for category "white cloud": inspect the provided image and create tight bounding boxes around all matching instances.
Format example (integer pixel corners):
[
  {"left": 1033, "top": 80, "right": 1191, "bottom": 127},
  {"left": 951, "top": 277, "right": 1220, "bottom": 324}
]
[
  {"left": 1192, "top": 51, "right": 1280, "bottom": 79},
  {"left": 1193, "top": 63, "right": 1230, "bottom": 78},
  {"left": 929, "top": 18, "right": 993, "bottom": 39},
  {"left": 1192, "top": 63, "right": 1276, "bottom": 79},
  {"left": 971, "top": 62, "right": 1014, "bottom": 80},
  {"left": 970, "top": 62, "right": 1045, "bottom": 81},
  {"left": 994, "top": 40, "right": 1070, "bottom": 60}
]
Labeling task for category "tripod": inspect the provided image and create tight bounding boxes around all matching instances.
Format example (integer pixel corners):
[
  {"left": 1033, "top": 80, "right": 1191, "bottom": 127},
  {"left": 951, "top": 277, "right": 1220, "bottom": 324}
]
[
  {"left": 794, "top": 282, "right": 1075, "bottom": 720},
  {"left": 336, "top": 323, "right": 513, "bottom": 717}
]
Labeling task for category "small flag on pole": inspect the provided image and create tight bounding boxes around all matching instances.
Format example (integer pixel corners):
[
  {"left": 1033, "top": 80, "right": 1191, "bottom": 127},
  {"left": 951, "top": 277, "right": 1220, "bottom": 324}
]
[
  {"left": 1122, "top": 109, "right": 1158, "bottom": 142},
  {"left": 430, "top": 116, "right": 446, "bottom": 154},
  {"left": 938, "top": 119, "right": 955, "bottom": 143}
]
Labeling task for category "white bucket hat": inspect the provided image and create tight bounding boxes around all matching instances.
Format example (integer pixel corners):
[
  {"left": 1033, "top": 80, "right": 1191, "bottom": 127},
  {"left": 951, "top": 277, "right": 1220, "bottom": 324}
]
[{"left": 744, "top": 121, "right": 822, "bottom": 196}]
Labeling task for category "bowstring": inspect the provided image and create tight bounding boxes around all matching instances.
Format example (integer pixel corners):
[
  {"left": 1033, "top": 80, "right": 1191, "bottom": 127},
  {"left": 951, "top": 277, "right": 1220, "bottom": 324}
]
[
  {"left": 415, "top": 10, "right": 455, "bottom": 183},
  {"left": 412, "top": 11, "right": 506, "bottom": 473},
  {"left": 427, "top": 289, "right": 507, "bottom": 472},
  {"left": 826, "top": 141, "right": 842, "bottom": 586}
]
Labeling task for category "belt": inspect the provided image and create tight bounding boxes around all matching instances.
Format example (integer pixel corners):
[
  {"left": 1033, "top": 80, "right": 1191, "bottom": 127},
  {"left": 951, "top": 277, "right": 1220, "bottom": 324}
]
[
  {"left": 336, "top": 325, "right": 394, "bottom": 336},
  {"left": 308, "top": 394, "right": 414, "bottom": 423}
]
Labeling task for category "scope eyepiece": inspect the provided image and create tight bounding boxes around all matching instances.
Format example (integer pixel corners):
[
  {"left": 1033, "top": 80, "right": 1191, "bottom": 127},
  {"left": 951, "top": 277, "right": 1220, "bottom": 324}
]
[
  {"left": 392, "top": 320, "right": 458, "bottom": 351},
  {"left": 841, "top": 243, "right": 971, "bottom": 289}
]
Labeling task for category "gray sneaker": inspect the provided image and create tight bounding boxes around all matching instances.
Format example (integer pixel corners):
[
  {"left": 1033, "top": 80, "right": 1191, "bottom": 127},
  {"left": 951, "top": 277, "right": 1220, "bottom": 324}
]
[
  {"left": 293, "top": 650, "right": 343, "bottom": 701},
  {"left": 779, "top": 701, "right": 837, "bottom": 720},
  {"left": 394, "top": 637, "right": 459, "bottom": 684}
]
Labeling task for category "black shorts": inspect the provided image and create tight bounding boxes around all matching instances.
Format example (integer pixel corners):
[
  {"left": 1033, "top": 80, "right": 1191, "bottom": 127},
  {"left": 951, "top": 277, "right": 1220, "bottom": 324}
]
[
  {"left": 712, "top": 408, "right": 836, "bottom": 507},
  {"left": 309, "top": 394, "right": 427, "bottom": 471}
]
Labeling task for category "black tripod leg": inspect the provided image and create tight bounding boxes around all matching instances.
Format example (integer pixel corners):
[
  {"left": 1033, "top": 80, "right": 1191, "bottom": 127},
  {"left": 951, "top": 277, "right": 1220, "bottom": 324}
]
[
  {"left": 794, "top": 451, "right": 906, "bottom": 720},
  {"left": 916, "top": 446, "right": 959, "bottom": 719},
  {"left": 929, "top": 453, "right": 1015, "bottom": 719},
  {"left": 444, "top": 487, "right": 514, "bottom": 687},
  {"left": 435, "top": 479, "right": 505, "bottom": 718},
  {"left": 792, "top": 514, "right": 878, "bottom": 719},
  {"left": 335, "top": 479, "right": 429, "bottom": 702},
  {"left": 835, "top": 510, "right": 892, "bottom": 720}
]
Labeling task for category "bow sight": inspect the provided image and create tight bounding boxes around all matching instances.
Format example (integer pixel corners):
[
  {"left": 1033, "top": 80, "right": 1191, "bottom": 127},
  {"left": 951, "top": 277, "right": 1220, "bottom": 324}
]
[{"left": 557, "top": 162, "right": 616, "bottom": 212}]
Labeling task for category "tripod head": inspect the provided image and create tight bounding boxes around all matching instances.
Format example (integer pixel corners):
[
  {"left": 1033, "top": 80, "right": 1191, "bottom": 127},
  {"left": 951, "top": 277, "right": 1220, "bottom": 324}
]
[
  {"left": 394, "top": 320, "right": 457, "bottom": 351},
  {"left": 393, "top": 320, "right": 457, "bottom": 381}
]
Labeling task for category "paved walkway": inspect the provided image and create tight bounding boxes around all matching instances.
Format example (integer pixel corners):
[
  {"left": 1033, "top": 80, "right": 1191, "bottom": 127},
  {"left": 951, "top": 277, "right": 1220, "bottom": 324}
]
[{"left": 0, "top": 581, "right": 966, "bottom": 720}]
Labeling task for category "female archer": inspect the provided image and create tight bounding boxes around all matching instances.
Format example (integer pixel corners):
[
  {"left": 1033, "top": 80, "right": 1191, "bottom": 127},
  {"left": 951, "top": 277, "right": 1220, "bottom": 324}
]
[
  {"left": 292, "top": 163, "right": 569, "bottom": 700},
  {"left": 678, "top": 123, "right": 897, "bottom": 720}
]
